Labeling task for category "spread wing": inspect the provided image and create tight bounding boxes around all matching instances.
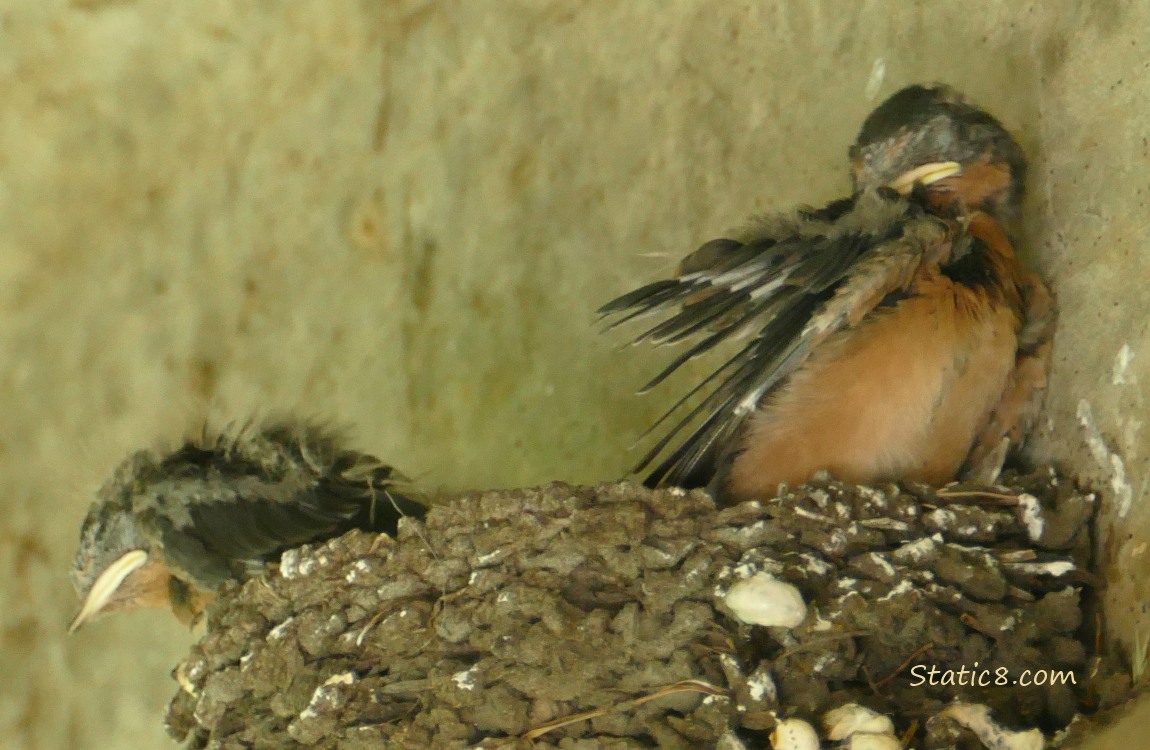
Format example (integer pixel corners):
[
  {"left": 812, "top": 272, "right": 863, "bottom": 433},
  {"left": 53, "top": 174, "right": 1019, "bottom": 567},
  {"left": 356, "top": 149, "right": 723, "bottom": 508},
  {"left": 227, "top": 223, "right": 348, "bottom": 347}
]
[
  {"left": 599, "top": 189, "right": 955, "bottom": 490},
  {"left": 135, "top": 420, "right": 427, "bottom": 585}
]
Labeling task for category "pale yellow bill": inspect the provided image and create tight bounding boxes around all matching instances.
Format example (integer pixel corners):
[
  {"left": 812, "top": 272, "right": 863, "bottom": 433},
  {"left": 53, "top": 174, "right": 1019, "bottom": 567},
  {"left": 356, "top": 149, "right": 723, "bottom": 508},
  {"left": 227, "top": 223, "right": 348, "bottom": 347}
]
[
  {"left": 68, "top": 549, "right": 148, "bottom": 633},
  {"left": 887, "top": 161, "right": 962, "bottom": 195}
]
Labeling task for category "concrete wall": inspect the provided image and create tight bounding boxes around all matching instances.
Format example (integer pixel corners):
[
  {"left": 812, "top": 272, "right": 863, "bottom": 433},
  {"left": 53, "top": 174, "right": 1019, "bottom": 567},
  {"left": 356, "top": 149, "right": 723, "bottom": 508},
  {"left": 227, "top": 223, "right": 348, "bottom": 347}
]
[{"left": 1, "top": 1, "right": 1145, "bottom": 747}]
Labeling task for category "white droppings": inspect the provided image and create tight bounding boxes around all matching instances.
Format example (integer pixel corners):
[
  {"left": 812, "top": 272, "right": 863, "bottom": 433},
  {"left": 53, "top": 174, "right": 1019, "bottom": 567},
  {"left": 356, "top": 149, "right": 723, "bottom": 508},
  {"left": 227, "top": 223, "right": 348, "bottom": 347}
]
[
  {"left": 746, "top": 668, "right": 777, "bottom": 703},
  {"left": 1014, "top": 493, "right": 1044, "bottom": 541},
  {"left": 856, "top": 485, "right": 887, "bottom": 507},
  {"left": 770, "top": 717, "right": 820, "bottom": 750},
  {"left": 280, "top": 549, "right": 301, "bottom": 579},
  {"left": 475, "top": 550, "right": 503, "bottom": 566},
  {"left": 824, "top": 702, "right": 895, "bottom": 740},
  {"left": 812, "top": 653, "right": 835, "bottom": 672},
  {"left": 299, "top": 672, "right": 355, "bottom": 720},
  {"left": 928, "top": 508, "right": 956, "bottom": 529},
  {"left": 1112, "top": 343, "right": 1136, "bottom": 385},
  {"left": 1004, "top": 561, "right": 1076, "bottom": 577},
  {"left": 1077, "top": 399, "right": 1134, "bottom": 517},
  {"left": 240, "top": 651, "right": 253, "bottom": 670},
  {"left": 866, "top": 553, "right": 896, "bottom": 579},
  {"left": 496, "top": 591, "right": 511, "bottom": 604},
  {"left": 724, "top": 573, "right": 807, "bottom": 628},
  {"left": 452, "top": 667, "right": 477, "bottom": 691},
  {"left": 835, "top": 577, "right": 859, "bottom": 590},
  {"left": 345, "top": 559, "right": 372, "bottom": 583},
  {"left": 878, "top": 579, "right": 913, "bottom": 602},
  {"left": 809, "top": 489, "right": 830, "bottom": 507},
  {"left": 800, "top": 553, "right": 833, "bottom": 576},
  {"left": 794, "top": 507, "right": 833, "bottom": 524},
  {"left": 936, "top": 702, "right": 1044, "bottom": 750},
  {"left": 268, "top": 617, "right": 295, "bottom": 641},
  {"left": 468, "top": 570, "right": 480, "bottom": 585},
  {"left": 827, "top": 528, "right": 848, "bottom": 553},
  {"left": 811, "top": 610, "right": 834, "bottom": 631}
]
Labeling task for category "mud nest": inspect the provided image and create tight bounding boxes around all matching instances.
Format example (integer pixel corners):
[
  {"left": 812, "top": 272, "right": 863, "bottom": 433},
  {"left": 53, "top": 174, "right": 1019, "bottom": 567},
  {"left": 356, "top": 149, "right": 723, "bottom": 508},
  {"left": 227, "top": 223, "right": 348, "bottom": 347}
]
[{"left": 166, "top": 470, "right": 1128, "bottom": 749}]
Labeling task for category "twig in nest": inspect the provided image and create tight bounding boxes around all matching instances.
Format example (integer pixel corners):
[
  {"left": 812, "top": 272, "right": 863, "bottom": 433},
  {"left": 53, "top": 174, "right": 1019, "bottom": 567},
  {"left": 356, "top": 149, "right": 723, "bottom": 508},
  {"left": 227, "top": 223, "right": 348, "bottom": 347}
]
[
  {"left": 934, "top": 490, "right": 1022, "bottom": 505},
  {"left": 875, "top": 642, "right": 935, "bottom": 690},
  {"left": 519, "top": 679, "right": 728, "bottom": 742}
]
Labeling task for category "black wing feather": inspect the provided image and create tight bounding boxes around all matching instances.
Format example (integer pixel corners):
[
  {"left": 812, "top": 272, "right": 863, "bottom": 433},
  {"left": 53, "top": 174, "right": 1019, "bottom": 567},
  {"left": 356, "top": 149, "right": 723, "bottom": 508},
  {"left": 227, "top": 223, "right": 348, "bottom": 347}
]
[
  {"left": 602, "top": 190, "right": 945, "bottom": 490},
  {"left": 141, "top": 420, "right": 426, "bottom": 582}
]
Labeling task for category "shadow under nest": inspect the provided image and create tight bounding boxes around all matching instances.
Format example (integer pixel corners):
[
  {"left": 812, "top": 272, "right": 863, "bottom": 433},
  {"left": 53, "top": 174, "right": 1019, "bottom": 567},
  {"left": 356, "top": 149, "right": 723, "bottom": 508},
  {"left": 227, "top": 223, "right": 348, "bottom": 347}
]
[{"left": 166, "top": 470, "right": 1129, "bottom": 749}]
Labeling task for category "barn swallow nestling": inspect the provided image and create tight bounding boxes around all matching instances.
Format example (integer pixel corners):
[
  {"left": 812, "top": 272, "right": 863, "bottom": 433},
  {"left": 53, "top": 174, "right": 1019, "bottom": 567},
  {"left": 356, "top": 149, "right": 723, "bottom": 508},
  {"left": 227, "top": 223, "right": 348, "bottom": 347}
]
[
  {"left": 68, "top": 418, "right": 426, "bottom": 631},
  {"left": 599, "top": 84, "right": 1056, "bottom": 502}
]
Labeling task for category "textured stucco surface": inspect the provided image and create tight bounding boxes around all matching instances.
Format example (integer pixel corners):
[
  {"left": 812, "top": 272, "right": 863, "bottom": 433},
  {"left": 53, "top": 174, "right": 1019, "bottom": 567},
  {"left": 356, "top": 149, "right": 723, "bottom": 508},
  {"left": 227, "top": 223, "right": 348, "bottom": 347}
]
[{"left": 1, "top": 1, "right": 1147, "bottom": 748}]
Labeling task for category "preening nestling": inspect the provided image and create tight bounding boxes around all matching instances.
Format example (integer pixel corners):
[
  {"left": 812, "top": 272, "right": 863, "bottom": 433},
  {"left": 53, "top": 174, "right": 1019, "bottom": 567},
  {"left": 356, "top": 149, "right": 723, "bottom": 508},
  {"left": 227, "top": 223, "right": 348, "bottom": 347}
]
[
  {"left": 69, "top": 418, "right": 426, "bottom": 630},
  {"left": 600, "top": 84, "right": 1055, "bottom": 502}
]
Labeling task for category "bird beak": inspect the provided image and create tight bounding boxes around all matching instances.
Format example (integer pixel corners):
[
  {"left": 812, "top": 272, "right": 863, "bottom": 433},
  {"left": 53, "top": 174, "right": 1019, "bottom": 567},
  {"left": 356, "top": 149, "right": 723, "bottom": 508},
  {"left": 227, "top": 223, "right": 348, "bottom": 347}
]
[
  {"left": 887, "top": 161, "right": 962, "bottom": 195},
  {"left": 68, "top": 549, "right": 149, "bottom": 633}
]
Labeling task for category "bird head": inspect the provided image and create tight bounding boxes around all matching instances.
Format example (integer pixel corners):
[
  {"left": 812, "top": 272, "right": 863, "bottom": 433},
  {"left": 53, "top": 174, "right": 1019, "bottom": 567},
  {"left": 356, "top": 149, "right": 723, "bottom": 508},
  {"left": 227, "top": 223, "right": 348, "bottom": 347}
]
[
  {"left": 68, "top": 469, "right": 173, "bottom": 631},
  {"left": 849, "top": 84, "right": 1026, "bottom": 226}
]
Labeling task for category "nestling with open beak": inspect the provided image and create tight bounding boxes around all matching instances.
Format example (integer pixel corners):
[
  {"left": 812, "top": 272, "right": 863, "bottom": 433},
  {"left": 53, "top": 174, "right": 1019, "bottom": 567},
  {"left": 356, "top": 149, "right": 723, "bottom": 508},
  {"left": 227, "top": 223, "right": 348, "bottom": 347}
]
[
  {"left": 599, "top": 84, "right": 1055, "bottom": 502},
  {"left": 69, "top": 418, "right": 426, "bottom": 630}
]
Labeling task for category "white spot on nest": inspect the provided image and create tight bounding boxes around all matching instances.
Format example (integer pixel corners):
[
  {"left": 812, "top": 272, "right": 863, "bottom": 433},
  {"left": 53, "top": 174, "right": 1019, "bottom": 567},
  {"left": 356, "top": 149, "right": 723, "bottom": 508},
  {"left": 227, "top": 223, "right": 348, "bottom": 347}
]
[
  {"left": 299, "top": 672, "right": 355, "bottom": 720},
  {"left": 452, "top": 667, "right": 477, "bottom": 691},
  {"left": 866, "top": 553, "right": 896, "bottom": 579},
  {"left": 770, "top": 717, "right": 819, "bottom": 750},
  {"left": 496, "top": 592, "right": 512, "bottom": 604},
  {"left": 811, "top": 609, "right": 834, "bottom": 631},
  {"left": 835, "top": 577, "right": 858, "bottom": 590},
  {"left": 1077, "top": 399, "right": 1134, "bottom": 517},
  {"left": 1112, "top": 343, "right": 1136, "bottom": 385},
  {"left": 268, "top": 617, "right": 295, "bottom": 641},
  {"left": 1016, "top": 494, "right": 1044, "bottom": 541},
  {"left": 856, "top": 485, "right": 887, "bottom": 507},
  {"left": 1004, "top": 561, "right": 1076, "bottom": 577},
  {"left": 475, "top": 550, "right": 503, "bottom": 566},
  {"left": 468, "top": 571, "right": 480, "bottom": 585},
  {"left": 345, "top": 559, "right": 372, "bottom": 583},
  {"left": 878, "top": 580, "right": 913, "bottom": 602},
  {"left": 746, "top": 668, "right": 777, "bottom": 703},
  {"left": 724, "top": 573, "right": 807, "bottom": 628},
  {"left": 936, "top": 702, "right": 1044, "bottom": 750},
  {"left": 928, "top": 508, "right": 956, "bottom": 529},
  {"left": 280, "top": 549, "right": 301, "bottom": 579},
  {"left": 808, "top": 489, "right": 830, "bottom": 507},
  {"left": 800, "top": 553, "right": 833, "bottom": 576},
  {"left": 794, "top": 507, "right": 833, "bottom": 524},
  {"left": 824, "top": 702, "right": 895, "bottom": 740}
]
